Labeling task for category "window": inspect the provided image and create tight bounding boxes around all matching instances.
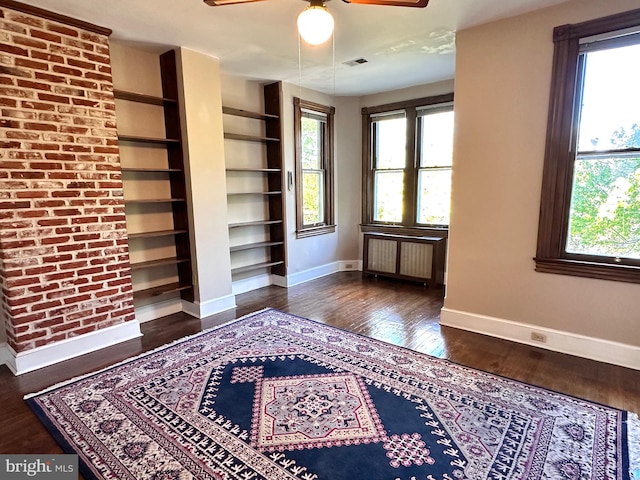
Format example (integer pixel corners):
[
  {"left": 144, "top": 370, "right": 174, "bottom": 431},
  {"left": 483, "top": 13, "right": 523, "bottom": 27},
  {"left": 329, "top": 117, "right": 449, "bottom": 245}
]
[
  {"left": 417, "top": 107, "right": 454, "bottom": 225},
  {"left": 363, "top": 94, "right": 454, "bottom": 231},
  {"left": 535, "top": 9, "right": 640, "bottom": 284},
  {"left": 372, "top": 112, "right": 406, "bottom": 223},
  {"left": 294, "top": 98, "right": 335, "bottom": 237}
]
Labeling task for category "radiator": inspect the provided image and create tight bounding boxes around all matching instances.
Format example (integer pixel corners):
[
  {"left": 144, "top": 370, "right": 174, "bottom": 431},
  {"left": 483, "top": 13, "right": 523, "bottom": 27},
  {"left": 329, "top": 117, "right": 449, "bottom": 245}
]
[
  {"left": 367, "top": 238, "right": 397, "bottom": 273},
  {"left": 363, "top": 233, "right": 445, "bottom": 287},
  {"left": 398, "top": 241, "right": 433, "bottom": 279}
]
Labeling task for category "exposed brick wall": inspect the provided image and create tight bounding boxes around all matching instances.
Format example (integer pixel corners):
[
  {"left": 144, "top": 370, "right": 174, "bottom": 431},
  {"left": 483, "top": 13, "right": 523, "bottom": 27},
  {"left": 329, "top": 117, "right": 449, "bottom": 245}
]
[{"left": 0, "top": 4, "right": 134, "bottom": 353}]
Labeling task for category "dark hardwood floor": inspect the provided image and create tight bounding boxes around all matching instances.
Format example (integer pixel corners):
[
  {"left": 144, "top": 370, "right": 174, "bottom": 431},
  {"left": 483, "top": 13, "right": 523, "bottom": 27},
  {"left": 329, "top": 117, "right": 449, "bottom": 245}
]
[{"left": 1, "top": 271, "right": 638, "bottom": 456}]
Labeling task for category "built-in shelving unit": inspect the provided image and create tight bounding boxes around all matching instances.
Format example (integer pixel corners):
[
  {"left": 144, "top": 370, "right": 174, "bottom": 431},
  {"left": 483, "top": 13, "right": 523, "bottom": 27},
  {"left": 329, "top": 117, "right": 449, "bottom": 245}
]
[
  {"left": 118, "top": 135, "right": 180, "bottom": 145},
  {"left": 122, "top": 167, "right": 182, "bottom": 172},
  {"left": 132, "top": 282, "right": 192, "bottom": 301},
  {"left": 115, "top": 50, "right": 194, "bottom": 307},
  {"left": 224, "top": 82, "right": 286, "bottom": 282},
  {"left": 127, "top": 229, "right": 188, "bottom": 239},
  {"left": 230, "top": 241, "right": 284, "bottom": 252},
  {"left": 228, "top": 219, "right": 283, "bottom": 228},
  {"left": 223, "top": 132, "right": 280, "bottom": 143},
  {"left": 130, "top": 257, "right": 190, "bottom": 271}
]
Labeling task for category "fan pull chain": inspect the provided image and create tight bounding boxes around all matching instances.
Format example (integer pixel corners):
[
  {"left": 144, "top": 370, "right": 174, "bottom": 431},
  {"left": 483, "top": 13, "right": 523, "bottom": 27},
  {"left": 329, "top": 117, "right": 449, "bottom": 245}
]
[
  {"left": 298, "top": 33, "right": 303, "bottom": 99},
  {"left": 332, "top": 32, "right": 336, "bottom": 99}
]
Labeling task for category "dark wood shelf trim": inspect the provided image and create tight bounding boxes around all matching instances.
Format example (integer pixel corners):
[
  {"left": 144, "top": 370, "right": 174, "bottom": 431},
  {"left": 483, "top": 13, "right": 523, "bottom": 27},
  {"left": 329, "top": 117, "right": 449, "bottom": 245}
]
[
  {"left": 228, "top": 220, "right": 283, "bottom": 229},
  {"left": 131, "top": 256, "right": 190, "bottom": 271},
  {"left": 133, "top": 282, "right": 192, "bottom": 301},
  {"left": 114, "top": 89, "right": 176, "bottom": 106},
  {"left": 231, "top": 261, "right": 284, "bottom": 275},
  {"left": 230, "top": 241, "right": 284, "bottom": 252},
  {"left": 128, "top": 229, "right": 188, "bottom": 239},
  {"left": 118, "top": 135, "right": 180, "bottom": 145},
  {"left": 122, "top": 167, "right": 183, "bottom": 173},
  {"left": 224, "top": 132, "right": 280, "bottom": 143},
  {"left": 125, "top": 198, "right": 185, "bottom": 204},
  {"left": 222, "top": 106, "right": 278, "bottom": 120},
  {"left": 227, "top": 191, "right": 282, "bottom": 196},
  {"left": 226, "top": 168, "right": 282, "bottom": 173}
]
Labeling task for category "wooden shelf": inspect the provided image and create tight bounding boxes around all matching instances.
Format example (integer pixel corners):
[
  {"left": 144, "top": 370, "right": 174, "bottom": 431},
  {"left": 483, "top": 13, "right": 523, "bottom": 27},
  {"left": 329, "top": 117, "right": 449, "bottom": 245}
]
[
  {"left": 122, "top": 167, "right": 182, "bottom": 173},
  {"left": 223, "top": 106, "right": 278, "bottom": 120},
  {"left": 224, "top": 82, "right": 286, "bottom": 280},
  {"left": 131, "top": 256, "right": 190, "bottom": 271},
  {"left": 118, "top": 135, "right": 180, "bottom": 145},
  {"left": 230, "top": 241, "right": 284, "bottom": 252},
  {"left": 231, "top": 261, "right": 284, "bottom": 275},
  {"left": 228, "top": 219, "right": 283, "bottom": 229},
  {"left": 227, "top": 191, "right": 282, "bottom": 197},
  {"left": 114, "top": 89, "right": 176, "bottom": 106},
  {"left": 226, "top": 168, "right": 281, "bottom": 173},
  {"left": 117, "top": 50, "right": 195, "bottom": 307},
  {"left": 133, "top": 282, "right": 192, "bottom": 301},
  {"left": 224, "top": 132, "right": 280, "bottom": 143},
  {"left": 125, "top": 198, "right": 185, "bottom": 204},
  {"left": 128, "top": 229, "right": 188, "bottom": 239}
]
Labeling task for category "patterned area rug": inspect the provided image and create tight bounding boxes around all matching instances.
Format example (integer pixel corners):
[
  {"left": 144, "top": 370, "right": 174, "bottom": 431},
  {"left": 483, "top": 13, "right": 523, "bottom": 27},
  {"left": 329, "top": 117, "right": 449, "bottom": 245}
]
[{"left": 27, "top": 309, "right": 640, "bottom": 480}]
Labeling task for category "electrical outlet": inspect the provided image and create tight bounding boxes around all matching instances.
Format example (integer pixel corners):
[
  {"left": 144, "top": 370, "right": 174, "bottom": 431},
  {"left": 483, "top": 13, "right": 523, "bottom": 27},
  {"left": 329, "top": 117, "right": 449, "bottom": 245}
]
[{"left": 530, "top": 332, "right": 547, "bottom": 343}]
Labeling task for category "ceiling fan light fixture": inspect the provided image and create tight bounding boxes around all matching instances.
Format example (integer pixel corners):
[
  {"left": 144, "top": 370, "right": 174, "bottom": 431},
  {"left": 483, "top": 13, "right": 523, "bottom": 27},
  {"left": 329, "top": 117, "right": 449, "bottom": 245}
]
[{"left": 297, "top": 1, "right": 334, "bottom": 45}]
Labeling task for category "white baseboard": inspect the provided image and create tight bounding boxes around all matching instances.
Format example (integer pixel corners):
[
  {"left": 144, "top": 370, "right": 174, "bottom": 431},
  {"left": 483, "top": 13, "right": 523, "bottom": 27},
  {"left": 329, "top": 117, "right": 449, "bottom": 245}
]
[
  {"left": 271, "top": 274, "right": 287, "bottom": 288},
  {"left": 182, "top": 294, "right": 236, "bottom": 319},
  {"left": 440, "top": 307, "right": 640, "bottom": 371},
  {"left": 135, "top": 298, "right": 183, "bottom": 323},
  {"left": 9, "top": 320, "right": 142, "bottom": 376},
  {"left": 276, "top": 260, "right": 362, "bottom": 288},
  {"left": 232, "top": 261, "right": 362, "bottom": 293},
  {"left": 285, "top": 262, "right": 339, "bottom": 287},
  {"left": 0, "top": 342, "right": 14, "bottom": 373},
  {"left": 338, "top": 260, "right": 362, "bottom": 272},
  {"left": 233, "top": 273, "right": 273, "bottom": 295}
]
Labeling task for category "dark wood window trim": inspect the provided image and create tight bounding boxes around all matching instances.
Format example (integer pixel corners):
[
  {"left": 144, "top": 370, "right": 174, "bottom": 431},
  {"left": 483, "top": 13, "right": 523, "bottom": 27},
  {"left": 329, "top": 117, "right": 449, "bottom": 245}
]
[
  {"left": 360, "top": 224, "right": 448, "bottom": 240},
  {"left": 294, "top": 97, "right": 335, "bottom": 238},
  {"left": 361, "top": 93, "right": 454, "bottom": 234},
  {"left": 535, "top": 8, "right": 640, "bottom": 284},
  {"left": 0, "top": 0, "right": 112, "bottom": 35}
]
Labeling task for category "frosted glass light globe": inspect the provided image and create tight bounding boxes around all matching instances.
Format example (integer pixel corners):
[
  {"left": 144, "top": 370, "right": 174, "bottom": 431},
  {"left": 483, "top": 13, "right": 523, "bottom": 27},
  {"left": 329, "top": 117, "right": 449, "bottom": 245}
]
[{"left": 297, "top": 5, "right": 334, "bottom": 45}]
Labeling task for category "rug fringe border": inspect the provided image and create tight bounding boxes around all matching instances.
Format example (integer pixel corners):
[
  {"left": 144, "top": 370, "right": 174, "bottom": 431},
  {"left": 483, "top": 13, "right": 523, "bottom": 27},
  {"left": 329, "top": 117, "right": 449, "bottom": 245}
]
[
  {"left": 24, "top": 307, "right": 640, "bottom": 479},
  {"left": 24, "top": 307, "right": 274, "bottom": 400}
]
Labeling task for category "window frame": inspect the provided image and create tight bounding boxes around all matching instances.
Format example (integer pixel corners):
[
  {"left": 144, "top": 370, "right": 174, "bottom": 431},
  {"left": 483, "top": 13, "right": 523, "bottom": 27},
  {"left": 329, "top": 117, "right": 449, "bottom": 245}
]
[
  {"left": 294, "top": 97, "right": 336, "bottom": 238},
  {"left": 416, "top": 105, "right": 455, "bottom": 226},
  {"left": 362, "top": 93, "right": 454, "bottom": 236},
  {"left": 535, "top": 8, "right": 640, "bottom": 284}
]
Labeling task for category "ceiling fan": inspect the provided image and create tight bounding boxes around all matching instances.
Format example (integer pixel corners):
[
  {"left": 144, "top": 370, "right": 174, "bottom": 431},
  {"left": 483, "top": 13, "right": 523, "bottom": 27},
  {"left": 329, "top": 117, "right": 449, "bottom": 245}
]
[{"left": 203, "top": 0, "right": 429, "bottom": 45}]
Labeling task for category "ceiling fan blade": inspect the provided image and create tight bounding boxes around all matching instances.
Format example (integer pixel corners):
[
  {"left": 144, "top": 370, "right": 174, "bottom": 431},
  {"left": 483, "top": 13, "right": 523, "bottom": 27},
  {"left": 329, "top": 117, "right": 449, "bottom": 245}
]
[
  {"left": 203, "top": 0, "right": 266, "bottom": 5},
  {"left": 343, "top": 0, "right": 428, "bottom": 6}
]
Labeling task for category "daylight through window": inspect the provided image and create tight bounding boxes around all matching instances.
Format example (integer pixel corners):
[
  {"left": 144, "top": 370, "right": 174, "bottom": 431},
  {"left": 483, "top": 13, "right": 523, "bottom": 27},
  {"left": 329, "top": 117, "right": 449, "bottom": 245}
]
[
  {"left": 363, "top": 94, "right": 454, "bottom": 230},
  {"left": 535, "top": 9, "right": 640, "bottom": 283},
  {"left": 567, "top": 39, "right": 640, "bottom": 260},
  {"left": 294, "top": 98, "right": 335, "bottom": 237}
]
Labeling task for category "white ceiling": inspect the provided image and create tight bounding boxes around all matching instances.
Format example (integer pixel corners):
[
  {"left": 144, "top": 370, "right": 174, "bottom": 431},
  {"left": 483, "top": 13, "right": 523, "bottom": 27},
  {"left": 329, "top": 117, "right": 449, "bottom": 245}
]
[{"left": 22, "top": 0, "right": 571, "bottom": 96}]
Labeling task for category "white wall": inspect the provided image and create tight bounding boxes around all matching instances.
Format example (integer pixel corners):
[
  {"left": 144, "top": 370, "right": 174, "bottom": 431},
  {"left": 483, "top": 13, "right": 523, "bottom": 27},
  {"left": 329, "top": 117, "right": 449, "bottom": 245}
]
[{"left": 443, "top": 0, "right": 640, "bottom": 368}]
